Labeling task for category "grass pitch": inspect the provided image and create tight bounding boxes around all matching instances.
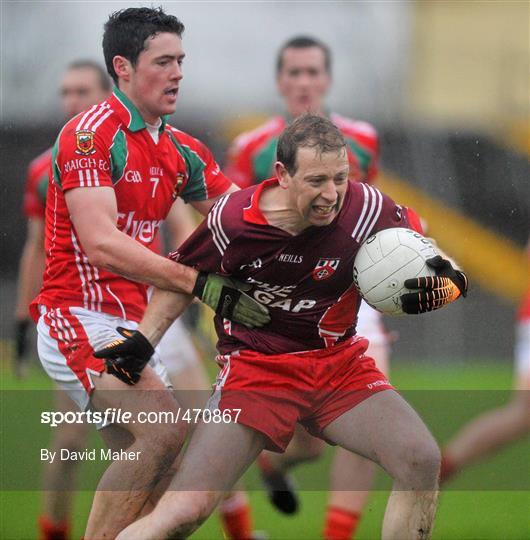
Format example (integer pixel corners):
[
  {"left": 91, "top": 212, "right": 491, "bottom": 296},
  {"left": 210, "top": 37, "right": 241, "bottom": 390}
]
[{"left": 1, "top": 356, "right": 528, "bottom": 539}]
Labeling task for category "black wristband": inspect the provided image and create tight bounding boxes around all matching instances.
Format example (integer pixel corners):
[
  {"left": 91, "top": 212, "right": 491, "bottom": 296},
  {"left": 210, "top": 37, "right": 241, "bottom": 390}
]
[{"left": 192, "top": 271, "right": 208, "bottom": 298}]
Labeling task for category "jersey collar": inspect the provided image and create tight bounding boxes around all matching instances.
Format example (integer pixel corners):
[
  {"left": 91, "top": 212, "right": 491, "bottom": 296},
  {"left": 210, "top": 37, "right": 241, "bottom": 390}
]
[
  {"left": 110, "top": 87, "right": 168, "bottom": 133},
  {"left": 242, "top": 177, "right": 278, "bottom": 225}
]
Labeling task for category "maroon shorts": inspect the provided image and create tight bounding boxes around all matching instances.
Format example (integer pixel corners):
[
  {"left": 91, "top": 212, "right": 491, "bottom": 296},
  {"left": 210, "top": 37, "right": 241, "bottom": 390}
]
[{"left": 209, "top": 337, "right": 394, "bottom": 451}]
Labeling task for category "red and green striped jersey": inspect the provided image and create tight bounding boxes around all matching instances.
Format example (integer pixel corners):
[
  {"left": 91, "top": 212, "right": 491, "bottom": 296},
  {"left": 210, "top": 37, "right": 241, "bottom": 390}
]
[
  {"left": 23, "top": 148, "right": 52, "bottom": 219},
  {"left": 224, "top": 113, "right": 379, "bottom": 188},
  {"left": 31, "top": 88, "right": 231, "bottom": 323}
]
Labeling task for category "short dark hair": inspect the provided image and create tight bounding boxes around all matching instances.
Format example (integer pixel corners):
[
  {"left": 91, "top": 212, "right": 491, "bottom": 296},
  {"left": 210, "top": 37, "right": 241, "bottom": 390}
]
[
  {"left": 103, "top": 7, "right": 185, "bottom": 84},
  {"left": 276, "top": 35, "right": 332, "bottom": 74},
  {"left": 67, "top": 60, "right": 112, "bottom": 92},
  {"left": 277, "top": 114, "right": 346, "bottom": 176}
]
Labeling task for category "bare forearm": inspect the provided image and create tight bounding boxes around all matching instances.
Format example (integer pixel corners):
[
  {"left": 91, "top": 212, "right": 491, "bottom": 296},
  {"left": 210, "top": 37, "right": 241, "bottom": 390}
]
[
  {"left": 15, "top": 232, "right": 45, "bottom": 318},
  {"left": 89, "top": 228, "right": 198, "bottom": 294},
  {"left": 138, "top": 289, "right": 194, "bottom": 346}
]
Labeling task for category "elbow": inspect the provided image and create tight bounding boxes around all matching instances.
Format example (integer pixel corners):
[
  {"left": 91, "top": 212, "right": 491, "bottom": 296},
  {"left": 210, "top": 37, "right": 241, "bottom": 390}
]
[{"left": 83, "top": 241, "right": 113, "bottom": 269}]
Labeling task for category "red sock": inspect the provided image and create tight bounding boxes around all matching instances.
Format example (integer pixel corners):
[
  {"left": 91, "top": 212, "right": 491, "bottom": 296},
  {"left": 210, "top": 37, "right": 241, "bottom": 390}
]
[
  {"left": 257, "top": 452, "right": 276, "bottom": 474},
  {"left": 440, "top": 453, "right": 457, "bottom": 484},
  {"left": 218, "top": 492, "right": 253, "bottom": 540},
  {"left": 323, "top": 506, "right": 361, "bottom": 540},
  {"left": 38, "top": 516, "right": 70, "bottom": 540}
]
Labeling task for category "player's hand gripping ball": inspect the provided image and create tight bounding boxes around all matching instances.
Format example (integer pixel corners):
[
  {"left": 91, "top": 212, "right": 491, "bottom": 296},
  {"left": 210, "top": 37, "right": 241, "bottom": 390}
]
[
  {"left": 353, "top": 228, "right": 467, "bottom": 315},
  {"left": 401, "top": 255, "right": 468, "bottom": 314},
  {"left": 94, "top": 327, "right": 154, "bottom": 385}
]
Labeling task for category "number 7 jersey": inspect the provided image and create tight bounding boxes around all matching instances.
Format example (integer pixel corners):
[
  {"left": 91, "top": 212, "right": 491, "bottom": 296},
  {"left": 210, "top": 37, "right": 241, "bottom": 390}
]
[{"left": 31, "top": 88, "right": 231, "bottom": 323}]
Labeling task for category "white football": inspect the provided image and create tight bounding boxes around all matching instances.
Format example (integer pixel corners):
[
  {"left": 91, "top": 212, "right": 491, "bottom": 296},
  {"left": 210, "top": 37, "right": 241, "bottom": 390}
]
[{"left": 353, "top": 228, "right": 439, "bottom": 315}]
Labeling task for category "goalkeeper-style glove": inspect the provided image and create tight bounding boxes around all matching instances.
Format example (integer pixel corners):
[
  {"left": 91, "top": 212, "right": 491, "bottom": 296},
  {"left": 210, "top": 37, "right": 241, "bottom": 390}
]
[
  {"left": 192, "top": 272, "right": 270, "bottom": 328},
  {"left": 93, "top": 327, "right": 154, "bottom": 385},
  {"left": 400, "top": 255, "right": 468, "bottom": 315}
]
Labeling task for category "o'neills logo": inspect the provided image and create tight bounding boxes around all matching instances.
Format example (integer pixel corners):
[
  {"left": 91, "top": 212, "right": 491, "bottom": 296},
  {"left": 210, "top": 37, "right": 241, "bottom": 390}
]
[
  {"left": 278, "top": 253, "right": 303, "bottom": 264},
  {"left": 312, "top": 258, "right": 340, "bottom": 281},
  {"left": 75, "top": 130, "right": 96, "bottom": 155}
]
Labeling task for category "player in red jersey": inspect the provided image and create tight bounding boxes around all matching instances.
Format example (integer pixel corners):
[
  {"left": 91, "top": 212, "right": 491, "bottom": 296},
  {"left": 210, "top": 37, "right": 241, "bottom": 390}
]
[
  {"left": 14, "top": 60, "right": 111, "bottom": 540},
  {"left": 30, "top": 8, "right": 268, "bottom": 540},
  {"left": 225, "top": 37, "right": 378, "bottom": 189},
  {"left": 97, "top": 115, "right": 468, "bottom": 540},
  {"left": 440, "top": 237, "right": 530, "bottom": 483},
  {"left": 225, "top": 35, "right": 393, "bottom": 537}
]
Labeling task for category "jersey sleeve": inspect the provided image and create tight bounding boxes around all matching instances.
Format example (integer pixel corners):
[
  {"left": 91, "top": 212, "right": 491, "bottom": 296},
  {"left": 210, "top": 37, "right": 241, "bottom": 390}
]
[
  {"left": 23, "top": 167, "right": 47, "bottom": 219},
  {"left": 223, "top": 136, "right": 255, "bottom": 189},
  {"left": 51, "top": 119, "right": 114, "bottom": 192},
  {"left": 177, "top": 136, "right": 232, "bottom": 202},
  {"left": 371, "top": 188, "right": 423, "bottom": 235}
]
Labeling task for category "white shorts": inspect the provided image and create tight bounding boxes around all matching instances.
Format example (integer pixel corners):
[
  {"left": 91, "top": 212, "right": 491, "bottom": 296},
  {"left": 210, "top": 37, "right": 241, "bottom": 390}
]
[
  {"left": 158, "top": 318, "right": 201, "bottom": 375},
  {"left": 356, "top": 301, "right": 389, "bottom": 347},
  {"left": 515, "top": 320, "right": 530, "bottom": 377},
  {"left": 36, "top": 306, "right": 171, "bottom": 414}
]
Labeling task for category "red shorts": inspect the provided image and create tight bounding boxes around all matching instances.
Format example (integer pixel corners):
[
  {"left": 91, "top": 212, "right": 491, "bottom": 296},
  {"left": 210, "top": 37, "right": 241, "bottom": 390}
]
[{"left": 209, "top": 337, "right": 394, "bottom": 451}]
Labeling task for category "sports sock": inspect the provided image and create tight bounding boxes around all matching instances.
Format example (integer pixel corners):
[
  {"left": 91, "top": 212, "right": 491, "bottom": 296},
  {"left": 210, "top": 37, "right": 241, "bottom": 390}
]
[
  {"left": 218, "top": 491, "right": 253, "bottom": 540},
  {"left": 38, "top": 516, "right": 70, "bottom": 540},
  {"left": 257, "top": 452, "right": 276, "bottom": 474},
  {"left": 439, "top": 453, "right": 457, "bottom": 484},
  {"left": 323, "top": 506, "right": 361, "bottom": 540}
]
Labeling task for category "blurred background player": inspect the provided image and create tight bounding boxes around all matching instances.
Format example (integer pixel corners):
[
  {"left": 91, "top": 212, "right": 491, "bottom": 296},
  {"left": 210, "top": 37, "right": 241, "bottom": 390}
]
[
  {"left": 439, "top": 237, "right": 530, "bottom": 483},
  {"left": 14, "top": 59, "right": 111, "bottom": 540},
  {"left": 224, "top": 36, "right": 392, "bottom": 539}
]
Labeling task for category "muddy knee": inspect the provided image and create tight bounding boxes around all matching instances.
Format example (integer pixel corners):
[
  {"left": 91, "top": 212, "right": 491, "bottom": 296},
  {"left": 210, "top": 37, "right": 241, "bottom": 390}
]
[{"left": 394, "top": 437, "right": 441, "bottom": 489}]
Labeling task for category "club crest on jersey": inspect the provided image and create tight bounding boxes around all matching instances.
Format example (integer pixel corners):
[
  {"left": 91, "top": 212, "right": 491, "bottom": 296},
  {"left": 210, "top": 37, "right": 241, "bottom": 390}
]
[
  {"left": 75, "top": 130, "right": 95, "bottom": 155},
  {"left": 312, "top": 258, "right": 340, "bottom": 281}
]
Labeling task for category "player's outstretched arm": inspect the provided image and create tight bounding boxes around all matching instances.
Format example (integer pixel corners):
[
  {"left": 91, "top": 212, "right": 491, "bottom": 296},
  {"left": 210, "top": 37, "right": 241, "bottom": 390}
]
[
  {"left": 96, "top": 276, "right": 271, "bottom": 385},
  {"left": 66, "top": 186, "right": 198, "bottom": 293},
  {"left": 66, "top": 186, "right": 269, "bottom": 328},
  {"left": 94, "top": 288, "right": 192, "bottom": 384},
  {"left": 400, "top": 254, "right": 468, "bottom": 314}
]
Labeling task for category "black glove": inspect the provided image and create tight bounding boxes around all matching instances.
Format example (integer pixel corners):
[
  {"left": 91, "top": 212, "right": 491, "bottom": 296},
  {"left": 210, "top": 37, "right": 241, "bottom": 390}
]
[
  {"left": 192, "top": 271, "right": 270, "bottom": 328},
  {"left": 93, "top": 327, "right": 154, "bottom": 385},
  {"left": 401, "top": 255, "right": 468, "bottom": 315},
  {"left": 13, "top": 318, "right": 30, "bottom": 378}
]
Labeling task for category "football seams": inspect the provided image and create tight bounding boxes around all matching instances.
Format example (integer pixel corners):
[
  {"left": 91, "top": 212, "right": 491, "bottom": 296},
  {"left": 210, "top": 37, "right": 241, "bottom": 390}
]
[{"left": 353, "top": 228, "right": 439, "bottom": 315}]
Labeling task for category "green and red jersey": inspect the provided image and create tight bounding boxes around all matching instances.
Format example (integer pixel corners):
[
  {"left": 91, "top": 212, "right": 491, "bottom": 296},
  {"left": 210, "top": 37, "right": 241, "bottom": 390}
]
[
  {"left": 224, "top": 113, "right": 379, "bottom": 188},
  {"left": 31, "top": 88, "right": 231, "bottom": 323},
  {"left": 23, "top": 147, "right": 52, "bottom": 219}
]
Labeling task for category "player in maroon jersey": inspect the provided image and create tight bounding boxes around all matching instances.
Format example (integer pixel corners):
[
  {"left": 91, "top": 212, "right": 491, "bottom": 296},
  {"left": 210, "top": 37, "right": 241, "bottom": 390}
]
[
  {"left": 30, "top": 8, "right": 268, "bottom": 540},
  {"left": 14, "top": 60, "right": 111, "bottom": 540},
  {"left": 97, "top": 114, "right": 468, "bottom": 540},
  {"left": 224, "top": 35, "right": 392, "bottom": 537}
]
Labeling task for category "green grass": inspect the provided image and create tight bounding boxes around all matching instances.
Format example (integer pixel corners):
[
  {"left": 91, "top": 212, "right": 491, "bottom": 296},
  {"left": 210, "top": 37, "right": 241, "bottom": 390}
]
[{"left": 1, "top": 356, "right": 528, "bottom": 540}]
